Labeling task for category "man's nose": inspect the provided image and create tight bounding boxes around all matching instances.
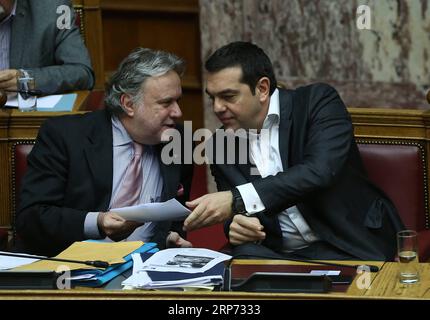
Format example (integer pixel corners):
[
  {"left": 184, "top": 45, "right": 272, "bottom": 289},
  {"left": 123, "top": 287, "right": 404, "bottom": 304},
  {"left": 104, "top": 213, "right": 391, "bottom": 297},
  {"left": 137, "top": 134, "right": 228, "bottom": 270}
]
[
  {"left": 213, "top": 97, "right": 226, "bottom": 113},
  {"left": 170, "top": 101, "right": 182, "bottom": 118}
]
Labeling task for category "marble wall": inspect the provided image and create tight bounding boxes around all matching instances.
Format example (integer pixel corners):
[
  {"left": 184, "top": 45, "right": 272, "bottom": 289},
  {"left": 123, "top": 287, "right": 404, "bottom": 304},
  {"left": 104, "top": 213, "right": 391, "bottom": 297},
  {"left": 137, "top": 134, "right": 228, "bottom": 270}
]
[{"left": 200, "top": 0, "right": 430, "bottom": 131}]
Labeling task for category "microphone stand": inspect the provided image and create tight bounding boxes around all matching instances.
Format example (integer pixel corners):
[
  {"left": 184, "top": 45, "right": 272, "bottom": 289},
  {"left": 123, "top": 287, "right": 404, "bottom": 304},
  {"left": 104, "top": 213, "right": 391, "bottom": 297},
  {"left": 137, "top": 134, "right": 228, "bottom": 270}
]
[{"left": 0, "top": 251, "right": 110, "bottom": 269}]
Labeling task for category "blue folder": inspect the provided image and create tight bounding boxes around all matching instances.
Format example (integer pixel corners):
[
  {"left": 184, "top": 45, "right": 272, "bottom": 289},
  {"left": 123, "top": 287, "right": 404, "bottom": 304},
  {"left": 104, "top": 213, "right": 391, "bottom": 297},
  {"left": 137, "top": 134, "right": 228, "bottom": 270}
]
[
  {"left": 72, "top": 242, "right": 158, "bottom": 287},
  {"left": 37, "top": 93, "right": 77, "bottom": 112}
]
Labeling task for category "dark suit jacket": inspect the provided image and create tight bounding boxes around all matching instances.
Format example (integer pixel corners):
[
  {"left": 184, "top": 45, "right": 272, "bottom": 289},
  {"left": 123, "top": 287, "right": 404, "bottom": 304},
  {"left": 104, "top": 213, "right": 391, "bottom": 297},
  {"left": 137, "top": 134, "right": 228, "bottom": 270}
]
[
  {"left": 16, "top": 109, "right": 193, "bottom": 256},
  {"left": 211, "top": 83, "right": 404, "bottom": 261},
  {"left": 10, "top": 0, "right": 94, "bottom": 94}
]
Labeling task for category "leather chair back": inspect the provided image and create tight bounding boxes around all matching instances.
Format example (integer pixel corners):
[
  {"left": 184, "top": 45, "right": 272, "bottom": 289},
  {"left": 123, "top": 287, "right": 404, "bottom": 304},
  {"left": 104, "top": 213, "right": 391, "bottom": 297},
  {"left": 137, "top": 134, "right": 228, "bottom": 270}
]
[
  {"left": 357, "top": 139, "right": 430, "bottom": 260},
  {"left": 10, "top": 142, "right": 35, "bottom": 241}
]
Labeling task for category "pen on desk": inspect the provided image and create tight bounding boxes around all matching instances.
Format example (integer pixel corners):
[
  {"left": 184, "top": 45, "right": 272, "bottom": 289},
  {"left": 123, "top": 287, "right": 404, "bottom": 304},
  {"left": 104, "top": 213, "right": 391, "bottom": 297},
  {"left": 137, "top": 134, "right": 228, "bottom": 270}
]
[{"left": 0, "top": 252, "right": 110, "bottom": 269}]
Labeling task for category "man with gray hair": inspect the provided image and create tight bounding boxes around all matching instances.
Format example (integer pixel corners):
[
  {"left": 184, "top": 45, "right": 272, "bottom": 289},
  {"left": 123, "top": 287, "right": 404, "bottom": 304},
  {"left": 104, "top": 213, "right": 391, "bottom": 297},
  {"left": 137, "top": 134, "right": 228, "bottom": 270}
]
[{"left": 16, "top": 47, "right": 193, "bottom": 256}]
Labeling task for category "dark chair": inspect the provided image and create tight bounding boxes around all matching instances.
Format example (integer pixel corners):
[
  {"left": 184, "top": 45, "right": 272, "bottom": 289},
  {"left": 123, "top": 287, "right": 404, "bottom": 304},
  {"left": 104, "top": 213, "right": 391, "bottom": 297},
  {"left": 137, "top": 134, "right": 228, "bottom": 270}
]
[
  {"left": 357, "top": 138, "right": 430, "bottom": 261},
  {"left": 9, "top": 141, "right": 35, "bottom": 245},
  {"left": 0, "top": 228, "right": 7, "bottom": 251}
]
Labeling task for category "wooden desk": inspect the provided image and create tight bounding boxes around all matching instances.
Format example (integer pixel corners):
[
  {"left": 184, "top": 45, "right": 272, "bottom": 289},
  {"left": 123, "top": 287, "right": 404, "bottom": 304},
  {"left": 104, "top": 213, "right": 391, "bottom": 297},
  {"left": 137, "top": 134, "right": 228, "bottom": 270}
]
[
  {"left": 2, "top": 259, "right": 428, "bottom": 300},
  {"left": 365, "top": 262, "right": 430, "bottom": 299},
  {"left": 5, "top": 90, "right": 91, "bottom": 138}
]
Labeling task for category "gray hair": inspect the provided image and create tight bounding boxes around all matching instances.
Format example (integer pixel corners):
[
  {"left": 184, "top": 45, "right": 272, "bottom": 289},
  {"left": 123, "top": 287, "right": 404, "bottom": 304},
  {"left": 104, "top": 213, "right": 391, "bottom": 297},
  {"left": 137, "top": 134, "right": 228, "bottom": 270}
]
[{"left": 104, "top": 47, "right": 185, "bottom": 115}]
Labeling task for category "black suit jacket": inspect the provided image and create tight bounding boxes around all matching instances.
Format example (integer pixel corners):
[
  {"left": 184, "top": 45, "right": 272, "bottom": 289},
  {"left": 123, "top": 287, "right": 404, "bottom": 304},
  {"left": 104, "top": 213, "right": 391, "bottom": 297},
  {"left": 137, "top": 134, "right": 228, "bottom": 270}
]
[
  {"left": 16, "top": 110, "right": 193, "bottom": 256},
  {"left": 211, "top": 83, "right": 404, "bottom": 261}
]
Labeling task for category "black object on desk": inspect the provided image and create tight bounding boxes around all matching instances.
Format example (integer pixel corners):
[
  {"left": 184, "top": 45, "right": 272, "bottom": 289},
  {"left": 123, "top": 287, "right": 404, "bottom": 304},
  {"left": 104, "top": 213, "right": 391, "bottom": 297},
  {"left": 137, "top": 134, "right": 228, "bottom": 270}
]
[
  {"left": 230, "top": 272, "right": 333, "bottom": 293},
  {"left": 0, "top": 271, "right": 60, "bottom": 289}
]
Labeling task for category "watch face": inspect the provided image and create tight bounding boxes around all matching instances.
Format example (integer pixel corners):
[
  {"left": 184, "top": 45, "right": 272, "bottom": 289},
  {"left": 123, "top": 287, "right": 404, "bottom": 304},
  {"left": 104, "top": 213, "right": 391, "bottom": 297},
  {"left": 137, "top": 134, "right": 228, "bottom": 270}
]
[{"left": 234, "top": 198, "right": 246, "bottom": 214}]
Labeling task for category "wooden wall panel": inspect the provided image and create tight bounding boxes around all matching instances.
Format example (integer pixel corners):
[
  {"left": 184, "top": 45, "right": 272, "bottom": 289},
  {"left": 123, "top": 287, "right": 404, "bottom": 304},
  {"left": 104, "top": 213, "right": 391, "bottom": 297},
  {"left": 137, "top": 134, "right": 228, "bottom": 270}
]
[
  {"left": 73, "top": 0, "right": 105, "bottom": 89},
  {"left": 100, "top": 0, "right": 203, "bottom": 127}
]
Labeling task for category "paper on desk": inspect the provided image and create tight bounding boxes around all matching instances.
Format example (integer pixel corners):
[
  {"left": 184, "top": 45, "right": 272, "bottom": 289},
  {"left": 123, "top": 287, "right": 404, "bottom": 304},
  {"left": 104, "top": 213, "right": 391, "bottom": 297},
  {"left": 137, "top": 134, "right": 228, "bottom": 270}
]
[
  {"left": 139, "top": 248, "right": 231, "bottom": 274},
  {"left": 14, "top": 241, "right": 143, "bottom": 271},
  {"left": 122, "top": 252, "right": 226, "bottom": 289},
  {"left": 6, "top": 94, "right": 62, "bottom": 108},
  {"left": 112, "top": 198, "right": 191, "bottom": 223},
  {"left": 310, "top": 270, "right": 341, "bottom": 276},
  {"left": 0, "top": 251, "right": 40, "bottom": 270}
]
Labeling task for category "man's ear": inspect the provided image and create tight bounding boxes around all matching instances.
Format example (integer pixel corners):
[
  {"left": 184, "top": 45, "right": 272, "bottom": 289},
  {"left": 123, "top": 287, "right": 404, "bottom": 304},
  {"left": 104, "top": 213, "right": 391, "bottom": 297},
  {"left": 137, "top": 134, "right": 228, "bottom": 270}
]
[
  {"left": 120, "top": 93, "right": 135, "bottom": 116},
  {"left": 256, "top": 77, "right": 270, "bottom": 103}
]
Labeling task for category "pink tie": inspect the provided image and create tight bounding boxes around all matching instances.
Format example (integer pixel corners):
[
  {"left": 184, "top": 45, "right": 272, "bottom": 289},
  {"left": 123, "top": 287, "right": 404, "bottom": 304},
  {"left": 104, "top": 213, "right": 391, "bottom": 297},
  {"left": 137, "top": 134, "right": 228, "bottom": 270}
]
[{"left": 111, "top": 142, "right": 143, "bottom": 208}]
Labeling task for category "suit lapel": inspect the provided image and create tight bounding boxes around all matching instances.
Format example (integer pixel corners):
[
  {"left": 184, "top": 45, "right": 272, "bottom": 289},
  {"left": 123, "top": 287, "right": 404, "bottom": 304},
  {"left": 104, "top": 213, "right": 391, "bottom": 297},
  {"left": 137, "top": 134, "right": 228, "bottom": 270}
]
[
  {"left": 156, "top": 144, "right": 180, "bottom": 200},
  {"left": 9, "top": 0, "right": 28, "bottom": 68},
  {"left": 278, "top": 89, "right": 293, "bottom": 170},
  {"left": 84, "top": 111, "right": 113, "bottom": 208},
  {"left": 218, "top": 132, "right": 258, "bottom": 183},
  {"left": 233, "top": 133, "right": 257, "bottom": 182}
]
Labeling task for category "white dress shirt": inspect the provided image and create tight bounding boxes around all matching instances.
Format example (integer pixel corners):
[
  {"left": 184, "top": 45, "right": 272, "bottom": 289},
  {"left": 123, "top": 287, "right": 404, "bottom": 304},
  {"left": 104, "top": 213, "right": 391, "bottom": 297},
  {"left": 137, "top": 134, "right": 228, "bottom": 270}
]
[{"left": 236, "top": 89, "right": 320, "bottom": 252}]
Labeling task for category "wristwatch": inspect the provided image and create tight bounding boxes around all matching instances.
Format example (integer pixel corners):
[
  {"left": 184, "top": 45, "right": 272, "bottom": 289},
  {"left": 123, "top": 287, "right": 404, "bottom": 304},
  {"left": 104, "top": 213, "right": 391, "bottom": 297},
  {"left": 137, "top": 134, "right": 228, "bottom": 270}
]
[{"left": 231, "top": 187, "right": 247, "bottom": 215}]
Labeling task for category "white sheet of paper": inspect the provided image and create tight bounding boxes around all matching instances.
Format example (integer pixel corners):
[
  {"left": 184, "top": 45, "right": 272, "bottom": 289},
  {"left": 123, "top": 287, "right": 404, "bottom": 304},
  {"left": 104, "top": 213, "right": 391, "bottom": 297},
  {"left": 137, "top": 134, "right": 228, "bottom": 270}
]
[
  {"left": 111, "top": 198, "right": 191, "bottom": 223},
  {"left": 310, "top": 270, "right": 341, "bottom": 276},
  {"left": 4, "top": 96, "right": 18, "bottom": 106},
  {"left": 5, "top": 94, "right": 62, "bottom": 108},
  {"left": 66, "top": 274, "right": 96, "bottom": 281},
  {"left": 0, "top": 252, "right": 40, "bottom": 270}
]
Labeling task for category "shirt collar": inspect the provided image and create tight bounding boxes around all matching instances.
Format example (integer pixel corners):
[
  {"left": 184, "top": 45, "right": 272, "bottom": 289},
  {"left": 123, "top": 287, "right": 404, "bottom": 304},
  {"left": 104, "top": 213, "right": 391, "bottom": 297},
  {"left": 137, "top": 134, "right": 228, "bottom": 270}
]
[
  {"left": 111, "top": 116, "right": 133, "bottom": 147},
  {"left": 11, "top": 0, "right": 16, "bottom": 16},
  {"left": 263, "top": 88, "right": 280, "bottom": 128},
  {"left": 248, "top": 88, "right": 280, "bottom": 139}
]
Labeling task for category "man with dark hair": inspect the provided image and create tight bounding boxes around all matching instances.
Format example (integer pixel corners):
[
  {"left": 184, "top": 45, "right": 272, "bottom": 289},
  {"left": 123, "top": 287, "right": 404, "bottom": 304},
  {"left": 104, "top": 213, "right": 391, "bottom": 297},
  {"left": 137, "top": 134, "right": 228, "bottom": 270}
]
[
  {"left": 17, "top": 48, "right": 192, "bottom": 256},
  {"left": 184, "top": 41, "right": 404, "bottom": 261}
]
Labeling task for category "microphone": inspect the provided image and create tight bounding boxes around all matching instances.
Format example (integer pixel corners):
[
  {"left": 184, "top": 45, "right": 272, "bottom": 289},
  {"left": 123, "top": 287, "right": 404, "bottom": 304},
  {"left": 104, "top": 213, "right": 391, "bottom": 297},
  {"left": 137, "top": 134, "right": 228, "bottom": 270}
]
[
  {"left": 0, "top": 252, "right": 110, "bottom": 269},
  {"left": 232, "top": 253, "right": 380, "bottom": 272}
]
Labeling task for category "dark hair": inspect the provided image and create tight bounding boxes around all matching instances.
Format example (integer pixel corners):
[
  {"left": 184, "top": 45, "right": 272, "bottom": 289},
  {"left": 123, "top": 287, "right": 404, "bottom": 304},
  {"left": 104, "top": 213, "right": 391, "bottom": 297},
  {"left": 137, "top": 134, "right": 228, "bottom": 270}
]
[{"left": 205, "top": 41, "right": 277, "bottom": 95}]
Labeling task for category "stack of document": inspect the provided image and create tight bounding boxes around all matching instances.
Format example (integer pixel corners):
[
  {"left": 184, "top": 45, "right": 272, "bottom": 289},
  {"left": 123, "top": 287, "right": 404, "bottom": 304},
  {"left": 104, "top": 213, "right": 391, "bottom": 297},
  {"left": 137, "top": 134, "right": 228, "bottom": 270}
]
[{"left": 122, "top": 248, "right": 231, "bottom": 290}]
